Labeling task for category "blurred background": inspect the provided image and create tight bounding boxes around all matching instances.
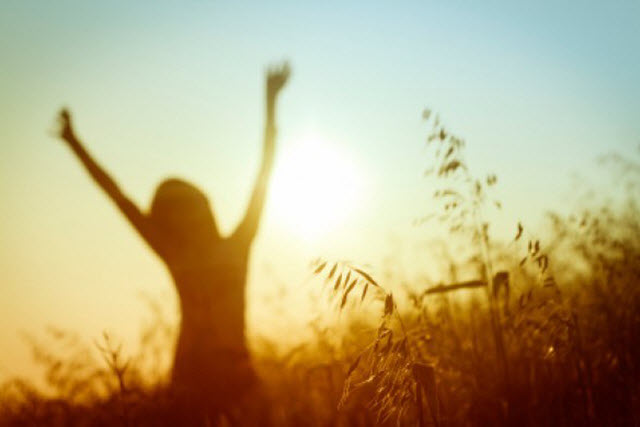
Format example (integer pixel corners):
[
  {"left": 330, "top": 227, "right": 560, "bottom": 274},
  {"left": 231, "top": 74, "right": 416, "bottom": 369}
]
[{"left": 1, "top": 0, "right": 638, "bottom": 386}]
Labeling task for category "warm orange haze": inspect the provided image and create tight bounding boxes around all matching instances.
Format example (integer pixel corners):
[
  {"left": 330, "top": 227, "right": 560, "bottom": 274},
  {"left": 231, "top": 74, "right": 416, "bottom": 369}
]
[{"left": 1, "top": 1, "right": 639, "bottom": 426}]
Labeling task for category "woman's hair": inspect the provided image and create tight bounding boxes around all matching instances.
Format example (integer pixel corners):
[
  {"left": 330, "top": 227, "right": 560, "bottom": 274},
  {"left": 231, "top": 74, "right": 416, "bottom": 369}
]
[{"left": 149, "top": 178, "right": 220, "bottom": 246}]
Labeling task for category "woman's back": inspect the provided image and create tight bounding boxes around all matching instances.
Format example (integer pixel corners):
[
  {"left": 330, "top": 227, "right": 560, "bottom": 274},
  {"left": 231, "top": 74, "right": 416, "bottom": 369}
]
[
  {"left": 147, "top": 179, "right": 257, "bottom": 405},
  {"left": 168, "top": 235, "right": 250, "bottom": 356},
  {"left": 169, "top": 237, "right": 256, "bottom": 410}
]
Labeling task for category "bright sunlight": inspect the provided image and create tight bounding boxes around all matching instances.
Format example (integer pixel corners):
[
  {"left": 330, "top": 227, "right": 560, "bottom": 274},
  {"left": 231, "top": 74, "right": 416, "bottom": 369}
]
[{"left": 268, "top": 136, "right": 364, "bottom": 240}]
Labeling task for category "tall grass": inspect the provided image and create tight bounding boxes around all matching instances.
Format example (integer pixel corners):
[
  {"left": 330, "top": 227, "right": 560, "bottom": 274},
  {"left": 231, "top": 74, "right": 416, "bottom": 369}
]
[{"left": 2, "top": 112, "right": 639, "bottom": 426}]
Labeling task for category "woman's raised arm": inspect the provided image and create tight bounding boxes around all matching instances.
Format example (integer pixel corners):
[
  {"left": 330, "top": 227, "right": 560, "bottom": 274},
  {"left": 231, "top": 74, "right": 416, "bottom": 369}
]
[
  {"left": 55, "top": 109, "right": 163, "bottom": 256},
  {"left": 233, "top": 63, "right": 290, "bottom": 242}
]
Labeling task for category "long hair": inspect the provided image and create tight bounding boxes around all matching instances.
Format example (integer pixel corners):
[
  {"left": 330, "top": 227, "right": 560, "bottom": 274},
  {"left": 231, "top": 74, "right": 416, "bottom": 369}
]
[{"left": 149, "top": 178, "right": 219, "bottom": 247}]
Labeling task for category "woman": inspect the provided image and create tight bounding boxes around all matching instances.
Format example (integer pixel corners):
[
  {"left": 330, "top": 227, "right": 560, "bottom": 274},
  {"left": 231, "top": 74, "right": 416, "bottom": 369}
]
[{"left": 55, "top": 63, "right": 290, "bottom": 421}]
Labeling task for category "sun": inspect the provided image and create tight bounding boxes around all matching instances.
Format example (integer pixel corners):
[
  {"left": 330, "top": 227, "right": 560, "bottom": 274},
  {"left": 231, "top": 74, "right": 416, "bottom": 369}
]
[{"left": 268, "top": 136, "right": 364, "bottom": 240}]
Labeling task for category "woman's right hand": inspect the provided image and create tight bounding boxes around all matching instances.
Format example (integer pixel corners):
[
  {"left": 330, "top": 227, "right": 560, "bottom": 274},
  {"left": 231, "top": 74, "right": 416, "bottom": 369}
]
[
  {"left": 266, "top": 62, "right": 290, "bottom": 102},
  {"left": 56, "top": 108, "right": 77, "bottom": 143}
]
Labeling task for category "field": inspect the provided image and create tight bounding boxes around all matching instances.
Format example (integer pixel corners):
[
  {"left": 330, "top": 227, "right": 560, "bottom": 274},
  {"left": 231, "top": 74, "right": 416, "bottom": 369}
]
[{"left": 2, "top": 115, "right": 639, "bottom": 426}]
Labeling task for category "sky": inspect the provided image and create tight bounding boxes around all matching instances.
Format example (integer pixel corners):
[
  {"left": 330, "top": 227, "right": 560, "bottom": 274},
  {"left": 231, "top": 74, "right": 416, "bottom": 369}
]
[{"left": 1, "top": 0, "right": 639, "bottom": 381}]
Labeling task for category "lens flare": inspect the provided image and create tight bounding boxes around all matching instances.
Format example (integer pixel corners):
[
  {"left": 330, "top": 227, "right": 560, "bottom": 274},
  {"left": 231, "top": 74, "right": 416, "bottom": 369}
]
[{"left": 268, "top": 136, "right": 364, "bottom": 240}]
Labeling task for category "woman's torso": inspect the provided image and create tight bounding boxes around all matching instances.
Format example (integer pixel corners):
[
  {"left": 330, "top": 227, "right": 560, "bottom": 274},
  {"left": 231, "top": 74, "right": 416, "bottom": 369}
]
[{"left": 161, "top": 235, "right": 256, "bottom": 399}]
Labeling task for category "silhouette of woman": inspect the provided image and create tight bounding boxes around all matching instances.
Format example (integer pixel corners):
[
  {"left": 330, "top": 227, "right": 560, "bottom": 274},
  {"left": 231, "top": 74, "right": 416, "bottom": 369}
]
[{"left": 55, "top": 64, "right": 290, "bottom": 419}]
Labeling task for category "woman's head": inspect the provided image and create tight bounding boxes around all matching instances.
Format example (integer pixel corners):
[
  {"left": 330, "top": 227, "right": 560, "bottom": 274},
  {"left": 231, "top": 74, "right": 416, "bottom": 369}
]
[{"left": 150, "top": 178, "right": 220, "bottom": 246}]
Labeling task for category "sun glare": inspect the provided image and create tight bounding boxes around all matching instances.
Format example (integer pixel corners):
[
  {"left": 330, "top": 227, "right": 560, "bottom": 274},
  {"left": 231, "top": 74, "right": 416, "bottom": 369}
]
[{"left": 268, "top": 136, "right": 364, "bottom": 240}]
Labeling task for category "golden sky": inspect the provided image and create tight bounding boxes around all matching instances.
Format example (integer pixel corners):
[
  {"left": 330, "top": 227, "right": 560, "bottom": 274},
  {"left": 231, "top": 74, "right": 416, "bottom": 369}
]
[{"left": 1, "top": 1, "right": 638, "bottom": 381}]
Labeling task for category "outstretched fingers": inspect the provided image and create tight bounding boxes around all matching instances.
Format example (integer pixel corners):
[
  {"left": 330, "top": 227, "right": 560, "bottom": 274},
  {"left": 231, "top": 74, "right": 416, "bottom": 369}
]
[
  {"left": 267, "top": 62, "right": 291, "bottom": 97},
  {"left": 54, "top": 108, "right": 76, "bottom": 142}
]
